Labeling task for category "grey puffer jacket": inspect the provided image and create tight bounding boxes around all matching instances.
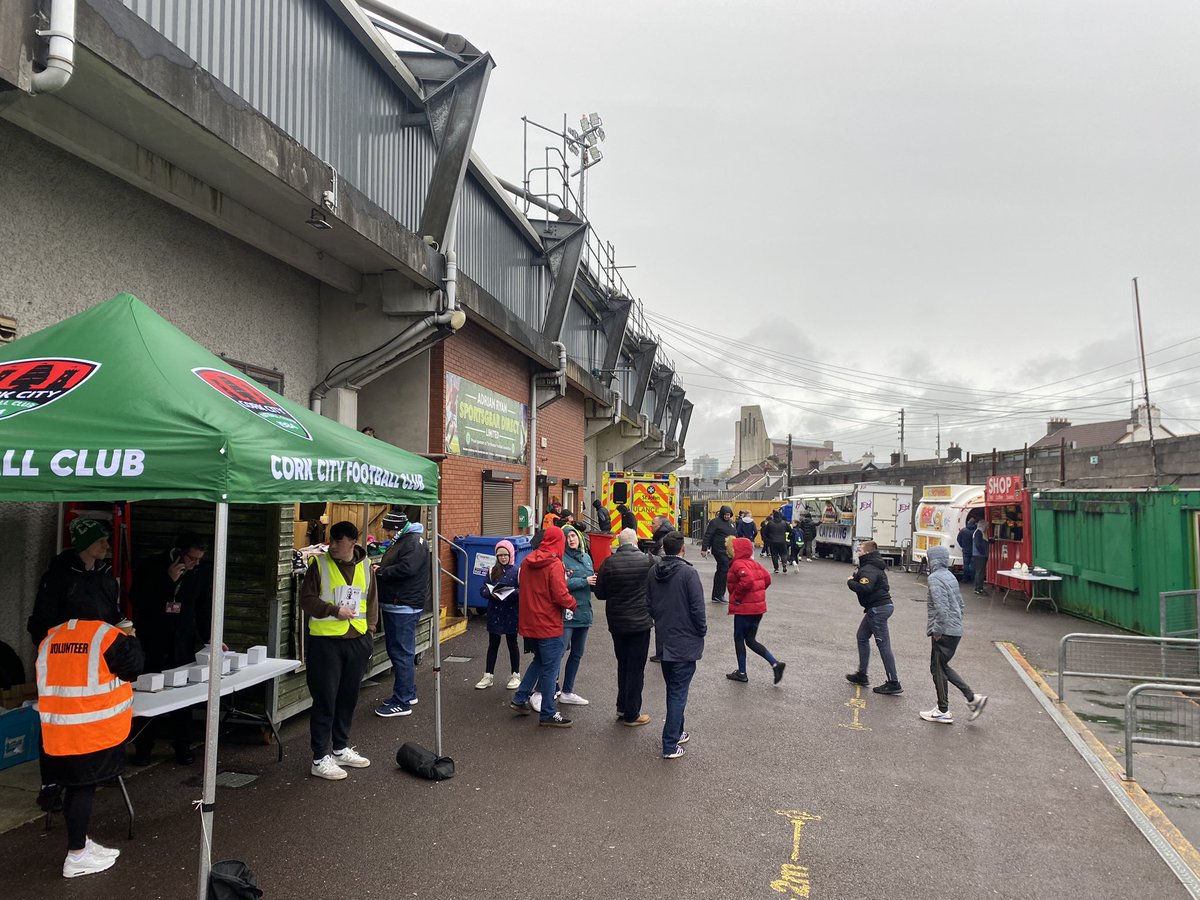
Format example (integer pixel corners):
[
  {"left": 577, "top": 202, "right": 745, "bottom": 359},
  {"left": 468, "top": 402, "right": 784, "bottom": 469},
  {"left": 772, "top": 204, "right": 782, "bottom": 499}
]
[{"left": 925, "top": 546, "right": 964, "bottom": 637}]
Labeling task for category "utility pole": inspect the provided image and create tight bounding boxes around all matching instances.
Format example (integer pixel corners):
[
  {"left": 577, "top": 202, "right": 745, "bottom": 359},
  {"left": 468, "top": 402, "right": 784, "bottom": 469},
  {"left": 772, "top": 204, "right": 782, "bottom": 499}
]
[
  {"left": 1132, "top": 277, "right": 1160, "bottom": 486},
  {"left": 787, "top": 433, "right": 793, "bottom": 492},
  {"left": 936, "top": 414, "right": 941, "bottom": 461},
  {"left": 898, "top": 408, "right": 905, "bottom": 462}
]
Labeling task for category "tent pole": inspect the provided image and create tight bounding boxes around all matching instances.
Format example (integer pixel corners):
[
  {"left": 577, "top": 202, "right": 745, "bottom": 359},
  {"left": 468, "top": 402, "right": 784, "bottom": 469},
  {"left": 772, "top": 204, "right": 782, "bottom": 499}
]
[
  {"left": 197, "top": 501, "right": 229, "bottom": 900},
  {"left": 430, "top": 503, "right": 443, "bottom": 757}
]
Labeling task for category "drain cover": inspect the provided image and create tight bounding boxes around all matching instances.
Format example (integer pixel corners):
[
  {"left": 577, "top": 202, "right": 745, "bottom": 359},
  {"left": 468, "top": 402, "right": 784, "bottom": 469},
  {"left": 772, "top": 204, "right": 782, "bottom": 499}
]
[
  {"left": 215, "top": 772, "right": 258, "bottom": 789},
  {"left": 443, "top": 655, "right": 472, "bottom": 663}
]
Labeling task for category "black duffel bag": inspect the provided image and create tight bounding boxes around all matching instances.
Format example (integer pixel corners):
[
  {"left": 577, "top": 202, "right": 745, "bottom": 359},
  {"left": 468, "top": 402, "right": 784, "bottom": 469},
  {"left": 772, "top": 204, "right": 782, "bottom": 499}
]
[
  {"left": 208, "top": 859, "right": 264, "bottom": 899},
  {"left": 396, "top": 742, "right": 455, "bottom": 780}
]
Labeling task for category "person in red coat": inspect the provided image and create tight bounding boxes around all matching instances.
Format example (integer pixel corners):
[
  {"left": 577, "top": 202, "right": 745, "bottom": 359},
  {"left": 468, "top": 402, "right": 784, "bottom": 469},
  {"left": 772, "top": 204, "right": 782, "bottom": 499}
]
[
  {"left": 510, "top": 526, "right": 577, "bottom": 727},
  {"left": 725, "top": 537, "right": 785, "bottom": 684}
]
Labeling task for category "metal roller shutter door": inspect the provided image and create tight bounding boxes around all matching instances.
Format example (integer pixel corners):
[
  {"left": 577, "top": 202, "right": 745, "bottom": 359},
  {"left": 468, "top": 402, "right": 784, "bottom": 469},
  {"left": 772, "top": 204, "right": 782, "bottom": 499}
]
[{"left": 481, "top": 480, "right": 514, "bottom": 535}]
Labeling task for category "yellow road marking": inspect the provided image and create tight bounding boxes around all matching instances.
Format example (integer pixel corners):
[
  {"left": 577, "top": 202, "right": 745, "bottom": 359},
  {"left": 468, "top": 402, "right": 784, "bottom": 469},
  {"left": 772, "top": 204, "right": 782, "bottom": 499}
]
[
  {"left": 839, "top": 684, "right": 869, "bottom": 731},
  {"left": 771, "top": 810, "right": 821, "bottom": 896}
]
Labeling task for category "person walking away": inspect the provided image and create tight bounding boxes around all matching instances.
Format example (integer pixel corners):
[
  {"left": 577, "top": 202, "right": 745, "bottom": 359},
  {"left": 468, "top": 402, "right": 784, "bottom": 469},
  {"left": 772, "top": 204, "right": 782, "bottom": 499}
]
[
  {"left": 510, "top": 527, "right": 577, "bottom": 727},
  {"left": 28, "top": 519, "right": 121, "bottom": 646},
  {"left": 799, "top": 512, "right": 818, "bottom": 561},
  {"left": 972, "top": 521, "right": 992, "bottom": 595},
  {"left": 957, "top": 519, "right": 976, "bottom": 583},
  {"left": 591, "top": 498, "right": 612, "bottom": 533},
  {"left": 845, "top": 540, "right": 902, "bottom": 695},
  {"left": 787, "top": 518, "right": 803, "bottom": 566},
  {"left": 558, "top": 525, "right": 597, "bottom": 705},
  {"left": 374, "top": 512, "right": 429, "bottom": 717},
  {"left": 129, "top": 533, "right": 211, "bottom": 766},
  {"left": 762, "top": 511, "right": 789, "bottom": 574},
  {"left": 300, "top": 521, "right": 377, "bottom": 779},
  {"left": 735, "top": 511, "right": 757, "bottom": 543},
  {"left": 701, "top": 505, "right": 737, "bottom": 603},
  {"left": 475, "top": 540, "right": 521, "bottom": 691},
  {"left": 37, "top": 618, "right": 143, "bottom": 877},
  {"left": 724, "top": 537, "right": 786, "bottom": 684},
  {"left": 920, "top": 546, "right": 988, "bottom": 724},
  {"left": 594, "top": 528, "right": 656, "bottom": 726},
  {"left": 758, "top": 515, "right": 771, "bottom": 557},
  {"left": 616, "top": 503, "right": 637, "bottom": 532},
  {"left": 646, "top": 532, "right": 706, "bottom": 759}
]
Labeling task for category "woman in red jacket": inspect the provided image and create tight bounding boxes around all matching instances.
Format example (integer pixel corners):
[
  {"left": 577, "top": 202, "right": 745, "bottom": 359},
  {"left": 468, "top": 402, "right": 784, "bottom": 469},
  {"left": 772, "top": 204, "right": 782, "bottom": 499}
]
[{"left": 726, "top": 537, "right": 786, "bottom": 684}]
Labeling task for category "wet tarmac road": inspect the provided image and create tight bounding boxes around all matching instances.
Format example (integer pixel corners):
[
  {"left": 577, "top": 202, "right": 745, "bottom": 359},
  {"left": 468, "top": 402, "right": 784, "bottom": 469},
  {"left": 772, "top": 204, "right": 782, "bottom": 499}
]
[{"left": 1, "top": 547, "right": 1192, "bottom": 899}]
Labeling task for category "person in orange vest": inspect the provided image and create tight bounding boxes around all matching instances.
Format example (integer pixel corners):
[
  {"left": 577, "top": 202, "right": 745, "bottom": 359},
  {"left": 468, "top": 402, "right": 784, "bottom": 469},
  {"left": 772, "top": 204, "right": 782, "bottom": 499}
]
[{"left": 36, "top": 618, "right": 143, "bottom": 878}]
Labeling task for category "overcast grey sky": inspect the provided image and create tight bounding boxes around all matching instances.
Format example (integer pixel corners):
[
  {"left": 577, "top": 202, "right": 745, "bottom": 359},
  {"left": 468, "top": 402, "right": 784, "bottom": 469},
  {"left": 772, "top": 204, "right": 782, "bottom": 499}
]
[{"left": 400, "top": 0, "right": 1200, "bottom": 470}]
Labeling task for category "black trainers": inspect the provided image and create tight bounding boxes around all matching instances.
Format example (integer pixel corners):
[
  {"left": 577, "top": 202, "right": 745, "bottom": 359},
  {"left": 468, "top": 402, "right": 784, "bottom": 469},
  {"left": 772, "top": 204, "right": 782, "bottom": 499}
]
[
  {"left": 510, "top": 700, "right": 531, "bottom": 715},
  {"left": 711, "top": 597, "right": 726, "bottom": 604},
  {"left": 726, "top": 670, "right": 749, "bottom": 683},
  {"left": 873, "top": 681, "right": 904, "bottom": 695},
  {"left": 538, "top": 712, "right": 573, "bottom": 728},
  {"left": 845, "top": 671, "right": 869, "bottom": 686},
  {"left": 37, "top": 783, "right": 63, "bottom": 813},
  {"left": 773, "top": 661, "right": 786, "bottom": 685}
]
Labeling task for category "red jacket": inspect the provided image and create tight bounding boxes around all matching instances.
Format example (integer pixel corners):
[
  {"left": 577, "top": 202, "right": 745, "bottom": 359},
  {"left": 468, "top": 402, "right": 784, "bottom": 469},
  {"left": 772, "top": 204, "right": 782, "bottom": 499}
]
[
  {"left": 727, "top": 537, "right": 771, "bottom": 616},
  {"left": 517, "top": 527, "right": 577, "bottom": 638}
]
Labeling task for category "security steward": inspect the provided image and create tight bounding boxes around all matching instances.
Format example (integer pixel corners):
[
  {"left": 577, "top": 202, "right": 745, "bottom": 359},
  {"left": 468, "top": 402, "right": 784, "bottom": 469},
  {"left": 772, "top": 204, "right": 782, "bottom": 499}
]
[
  {"left": 36, "top": 618, "right": 143, "bottom": 878},
  {"left": 299, "top": 520, "right": 378, "bottom": 780}
]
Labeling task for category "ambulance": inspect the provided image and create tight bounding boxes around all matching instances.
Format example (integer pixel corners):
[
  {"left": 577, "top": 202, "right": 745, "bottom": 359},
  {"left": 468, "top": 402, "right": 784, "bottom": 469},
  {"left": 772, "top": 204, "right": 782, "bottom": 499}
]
[
  {"left": 599, "top": 471, "right": 679, "bottom": 541},
  {"left": 911, "top": 484, "right": 986, "bottom": 572}
]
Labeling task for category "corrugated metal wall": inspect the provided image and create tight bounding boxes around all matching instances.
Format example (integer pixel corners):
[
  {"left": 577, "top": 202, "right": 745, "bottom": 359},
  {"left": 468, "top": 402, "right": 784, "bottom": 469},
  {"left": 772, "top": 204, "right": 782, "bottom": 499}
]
[
  {"left": 455, "top": 176, "right": 543, "bottom": 323},
  {"left": 642, "top": 387, "right": 657, "bottom": 420},
  {"left": 122, "top": 0, "right": 435, "bottom": 232},
  {"left": 563, "top": 299, "right": 597, "bottom": 370}
]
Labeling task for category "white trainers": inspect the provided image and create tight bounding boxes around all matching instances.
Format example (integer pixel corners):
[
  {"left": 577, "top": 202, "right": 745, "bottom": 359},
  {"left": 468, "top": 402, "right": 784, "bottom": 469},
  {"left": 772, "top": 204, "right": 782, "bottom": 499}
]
[
  {"left": 333, "top": 746, "right": 371, "bottom": 768},
  {"left": 919, "top": 707, "right": 954, "bottom": 724},
  {"left": 530, "top": 692, "right": 542, "bottom": 713},
  {"left": 63, "top": 846, "right": 116, "bottom": 878},
  {"left": 85, "top": 838, "right": 120, "bottom": 861},
  {"left": 475, "top": 673, "right": 494, "bottom": 689},
  {"left": 310, "top": 754, "right": 348, "bottom": 780},
  {"left": 506, "top": 672, "right": 521, "bottom": 690},
  {"left": 559, "top": 692, "right": 589, "bottom": 705},
  {"left": 967, "top": 694, "right": 989, "bottom": 721}
]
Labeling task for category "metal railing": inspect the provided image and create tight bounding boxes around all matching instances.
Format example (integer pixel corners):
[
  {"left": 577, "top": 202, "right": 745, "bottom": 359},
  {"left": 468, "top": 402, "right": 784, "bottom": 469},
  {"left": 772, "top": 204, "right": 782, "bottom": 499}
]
[
  {"left": 1057, "top": 633, "right": 1200, "bottom": 702},
  {"left": 1123, "top": 682, "right": 1200, "bottom": 781},
  {"left": 437, "top": 534, "right": 469, "bottom": 615},
  {"left": 1161, "top": 589, "right": 1200, "bottom": 640}
]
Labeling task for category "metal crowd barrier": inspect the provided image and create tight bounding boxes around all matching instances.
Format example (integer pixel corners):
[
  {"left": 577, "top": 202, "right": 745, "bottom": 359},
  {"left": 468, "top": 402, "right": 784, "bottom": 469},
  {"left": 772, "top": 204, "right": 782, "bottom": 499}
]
[
  {"left": 1124, "top": 683, "right": 1200, "bottom": 781},
  {"left": 1057, "top": 633, "right": 1200, "bottom": 703}
]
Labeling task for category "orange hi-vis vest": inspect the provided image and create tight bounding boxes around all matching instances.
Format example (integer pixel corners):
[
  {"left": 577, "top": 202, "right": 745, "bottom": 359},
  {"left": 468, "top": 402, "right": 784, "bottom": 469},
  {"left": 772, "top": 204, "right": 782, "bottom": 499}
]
[{"left": 36, "top": 619, "right": 134, "bottom": 756}]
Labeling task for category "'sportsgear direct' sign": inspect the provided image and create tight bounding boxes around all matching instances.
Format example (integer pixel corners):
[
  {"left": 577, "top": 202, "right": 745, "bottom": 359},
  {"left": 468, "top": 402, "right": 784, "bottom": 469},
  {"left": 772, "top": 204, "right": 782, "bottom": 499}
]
[{"left": 444, "top": 373, "right": 528, "bottom": 463}]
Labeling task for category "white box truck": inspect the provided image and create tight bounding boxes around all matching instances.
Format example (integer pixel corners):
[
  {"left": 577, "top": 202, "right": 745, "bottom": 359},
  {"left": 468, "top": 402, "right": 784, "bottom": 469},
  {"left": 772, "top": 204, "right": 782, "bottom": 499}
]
[
  {"left": 910, "top": 484, "right": 986, "bottom": 572},
  {"left": 788, "top": 483, "right": 914, "bottom": 564}
]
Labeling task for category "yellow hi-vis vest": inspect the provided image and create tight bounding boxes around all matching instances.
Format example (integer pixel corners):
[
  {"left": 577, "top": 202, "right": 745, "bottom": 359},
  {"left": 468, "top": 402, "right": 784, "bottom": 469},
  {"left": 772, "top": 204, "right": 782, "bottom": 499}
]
[{"left": 309, "top": 553, "right": 370, "bottom": 637}]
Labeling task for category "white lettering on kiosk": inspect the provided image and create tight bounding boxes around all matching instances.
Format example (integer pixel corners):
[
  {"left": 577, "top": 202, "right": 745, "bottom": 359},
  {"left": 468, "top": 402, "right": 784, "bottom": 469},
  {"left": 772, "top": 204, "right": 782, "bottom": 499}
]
[
  {"left": 46, "top": 449, "right": 144, "bottom": 478},
  {"left": 1, "top": 449, "right": 39, "bottom": 476}
]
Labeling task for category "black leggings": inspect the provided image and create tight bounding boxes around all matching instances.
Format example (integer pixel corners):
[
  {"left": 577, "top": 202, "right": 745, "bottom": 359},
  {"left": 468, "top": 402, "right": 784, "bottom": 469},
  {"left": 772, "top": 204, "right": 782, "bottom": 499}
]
[
  {"left": 63, "top": 784, "right": 95, "bottom": 852},
  {"left": 486, "top": 633, "right": 520, "bottom": 674},
  {"left": 769, "top": 542, "right": 788, "bottom": 571}
]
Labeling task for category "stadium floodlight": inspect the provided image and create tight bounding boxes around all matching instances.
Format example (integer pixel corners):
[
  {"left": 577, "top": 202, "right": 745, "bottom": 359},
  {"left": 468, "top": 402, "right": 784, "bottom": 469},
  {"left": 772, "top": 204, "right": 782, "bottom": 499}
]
[
  {"left": 589, "top": 147, "right": 603, "bottom": 163},
  {"left": 567, "top": 142, "right": 580, "bottom": 156},
  {"left": 580, "top": 115, "right": 590, "bottom": 132},
  {"left": 568, "top": 126, "right": 581, "bottom": 142},
  {"left": 589, "top": 113, "right": 602, "bottom": 127},
  {"left": 586, "top": 131, "right": 598, "bottom": 146},
  {"left": 596, "top": 128, "right": 606, "bottom": 142}
]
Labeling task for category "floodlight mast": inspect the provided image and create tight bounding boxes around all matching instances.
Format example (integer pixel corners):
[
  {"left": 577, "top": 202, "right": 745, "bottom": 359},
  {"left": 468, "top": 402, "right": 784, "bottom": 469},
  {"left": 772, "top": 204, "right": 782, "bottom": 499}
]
[{"left": 519, "top": 111, "right": 607, "bottom": 218}]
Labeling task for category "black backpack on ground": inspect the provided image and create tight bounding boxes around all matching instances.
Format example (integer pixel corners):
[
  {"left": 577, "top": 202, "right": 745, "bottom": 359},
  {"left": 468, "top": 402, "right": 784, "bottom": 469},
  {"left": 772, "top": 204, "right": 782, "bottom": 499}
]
[
  {"left": 396, "top": 742, "right": 455, "bottom": 780},
  {"left": 208, "top": 859, "right": 264, "bottom": 899}
]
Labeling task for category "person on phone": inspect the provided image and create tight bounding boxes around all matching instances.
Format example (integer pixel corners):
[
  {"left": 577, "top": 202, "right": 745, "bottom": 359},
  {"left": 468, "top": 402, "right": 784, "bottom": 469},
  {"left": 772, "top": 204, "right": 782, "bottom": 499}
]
[
  {"left": 300, "top": 521, "right": 378, "bottom": 780},
  {"left": 129, "top": 533, "right": 212, "bottom": 766},
  {"left": 27, "top": 518, "right": 121, "bottom": 647},
  {"left": 373, "top": 511, "right": 429, "bottom": 718}
]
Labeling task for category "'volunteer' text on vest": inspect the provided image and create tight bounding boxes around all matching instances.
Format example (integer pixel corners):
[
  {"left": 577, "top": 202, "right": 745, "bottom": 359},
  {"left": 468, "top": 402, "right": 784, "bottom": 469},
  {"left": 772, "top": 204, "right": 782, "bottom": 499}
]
[
  {"left": 36, "top": 619, "right": 134, "bottom": 756},
  {"left": 309, "top": 553, "right": 371, "bottom": 636}
]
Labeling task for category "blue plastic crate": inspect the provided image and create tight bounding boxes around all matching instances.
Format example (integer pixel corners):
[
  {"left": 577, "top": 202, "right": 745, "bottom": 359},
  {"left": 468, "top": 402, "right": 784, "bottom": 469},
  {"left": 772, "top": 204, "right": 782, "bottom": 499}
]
[{"left": 0, "top": 705, "right": 39, "bottom": 770}]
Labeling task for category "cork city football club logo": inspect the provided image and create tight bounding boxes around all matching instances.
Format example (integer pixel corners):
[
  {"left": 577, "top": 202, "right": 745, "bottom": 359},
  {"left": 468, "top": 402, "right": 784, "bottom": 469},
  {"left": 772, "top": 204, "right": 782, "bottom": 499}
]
[
  {"left": 0, "top": 358, "right": 100, "bottom": 420},
  {"left": 193, "top": 368, "right": 312, "bottom": 440}
]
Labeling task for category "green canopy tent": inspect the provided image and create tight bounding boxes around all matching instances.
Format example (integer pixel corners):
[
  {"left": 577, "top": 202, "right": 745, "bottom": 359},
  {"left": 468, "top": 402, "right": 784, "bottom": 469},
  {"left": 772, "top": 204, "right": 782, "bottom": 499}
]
[{"left": 0, "top": 293, "right": 442, "bottom": 898}]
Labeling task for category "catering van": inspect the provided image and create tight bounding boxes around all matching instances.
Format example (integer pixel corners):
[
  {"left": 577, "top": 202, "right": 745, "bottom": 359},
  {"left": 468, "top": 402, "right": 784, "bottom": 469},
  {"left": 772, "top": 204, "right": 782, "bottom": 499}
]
[
  {"left": 788, "top": 483, "right": 914, "bottom": 564},
  {"left": 911, "top": 484, "right": 985, "bottom": 571}
]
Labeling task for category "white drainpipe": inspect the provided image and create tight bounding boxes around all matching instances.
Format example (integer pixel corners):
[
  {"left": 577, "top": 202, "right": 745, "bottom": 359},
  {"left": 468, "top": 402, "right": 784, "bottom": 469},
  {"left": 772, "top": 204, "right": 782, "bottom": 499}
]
[
  {"left": 528, "top": 342, "right": 567, "bottom": 532},
  {"left": 32, "top": 0, "right": 77, "bottom": 94}
]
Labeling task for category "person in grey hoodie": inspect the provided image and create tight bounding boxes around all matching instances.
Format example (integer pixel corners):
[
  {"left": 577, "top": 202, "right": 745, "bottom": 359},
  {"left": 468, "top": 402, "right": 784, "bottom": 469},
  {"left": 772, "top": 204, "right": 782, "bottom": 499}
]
[{"left": 920, "top": 545, "right": 987, "bottom": 724}]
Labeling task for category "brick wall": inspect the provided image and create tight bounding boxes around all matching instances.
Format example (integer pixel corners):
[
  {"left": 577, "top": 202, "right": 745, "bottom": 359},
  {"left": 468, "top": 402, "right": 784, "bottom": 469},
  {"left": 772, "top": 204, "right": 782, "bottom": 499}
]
[{"left": 536, "top": 387, "right": 586, "bottom": 516}]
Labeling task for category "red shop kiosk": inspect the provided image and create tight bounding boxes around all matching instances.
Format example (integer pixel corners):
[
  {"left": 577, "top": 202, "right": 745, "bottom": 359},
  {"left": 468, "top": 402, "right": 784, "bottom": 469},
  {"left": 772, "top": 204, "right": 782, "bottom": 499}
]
[{"left": 984, "top": 475, "right": 1031, "bottom": 591}]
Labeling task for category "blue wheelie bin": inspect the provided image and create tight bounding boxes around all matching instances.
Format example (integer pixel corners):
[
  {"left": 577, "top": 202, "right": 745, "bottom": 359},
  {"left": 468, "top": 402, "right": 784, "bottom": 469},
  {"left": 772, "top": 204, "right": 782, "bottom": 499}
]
[{"left": 453, "top": 534, "right": 532, "bottom": 611}]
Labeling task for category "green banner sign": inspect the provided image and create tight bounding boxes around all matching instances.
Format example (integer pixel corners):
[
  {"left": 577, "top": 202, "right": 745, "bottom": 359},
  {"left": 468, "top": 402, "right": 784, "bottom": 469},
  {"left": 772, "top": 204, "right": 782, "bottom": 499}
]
[{"left": 444, "top": 373, "right": 527, "bottom": 463}]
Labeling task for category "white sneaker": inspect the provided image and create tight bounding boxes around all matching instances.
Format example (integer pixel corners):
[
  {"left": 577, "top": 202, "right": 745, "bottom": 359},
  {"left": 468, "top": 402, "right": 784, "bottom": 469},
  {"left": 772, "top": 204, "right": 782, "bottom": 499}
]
[
  {"left": 333, "top": 746, "right": 371, "bottom": 768},
  {"left": 506, "top": 672, "right": 521, "bottom": 690},
  {"left": 63, "top": 846, "right": 116, "bottom": 878},
  {"left": 919, "top": 707, "right": 954, "bottom": 724},
  {"left": 967, "top": 694, "right": 989, "bottom": 721},
  {"left": 475, "top": 673, "right": 494, "bottom": 689},
  {"left": 530, "top": 692, "right": 542, "bottom": 713},
  {"left": 85, "top": 838, "right": 120, "bottom": 861},
  {"left": 310, "top": 754, "right": 348, "bottom": 780},
  {"left": 559, "top": 692, "right": 589, "bottom": 705}
]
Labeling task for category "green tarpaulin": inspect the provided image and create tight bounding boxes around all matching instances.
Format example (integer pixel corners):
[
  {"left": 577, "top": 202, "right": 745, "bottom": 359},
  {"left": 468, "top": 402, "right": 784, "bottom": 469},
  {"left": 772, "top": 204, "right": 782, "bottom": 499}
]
[{"left": 0, "top": 293, "right": 438, "bottom": 504}]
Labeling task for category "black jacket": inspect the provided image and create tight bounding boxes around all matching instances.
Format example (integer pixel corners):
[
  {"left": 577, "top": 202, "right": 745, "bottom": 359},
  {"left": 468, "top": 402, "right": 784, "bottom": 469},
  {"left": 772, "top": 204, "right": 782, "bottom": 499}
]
[
  {"left": 591, "top": 501, "right": 612, "bottom": 533},
  {"left": 616, "top": 504, "right": 637, "bottom": 532},
  {"left": 847, "top": 551, "right": 892, "bottom": 609},
  {"left": 130, "top": 552, "right": 213, "bottom": 673},
  {"left": 28, "top": 551, "right": 121, "bottom": 647},
  {"left": 762, "top": 517, "right": 788, "bottom": 545},
  {"left": 702, "top": 508, "right": 736, "bottom": 559},
  {"left": 799, "top": 517, "right": 818, "bottom": 542},
  {"left": 646, "top": 556, "right": 707, "bottom": 662},
  {"left": 376, "top": 530, "right": 431, "bottom": 608},
  {"left": 735, "top": 518, "right": 757, "bottom": 540},
  {"left": 650, "top": 523, "right": 673, "bottom": 557},
  {"left": 594, "top": 544, "right": 654, "bottom": 634}
]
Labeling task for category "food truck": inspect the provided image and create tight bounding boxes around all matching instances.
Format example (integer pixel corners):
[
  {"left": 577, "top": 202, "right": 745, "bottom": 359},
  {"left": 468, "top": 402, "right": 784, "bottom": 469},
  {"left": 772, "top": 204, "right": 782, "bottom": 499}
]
[
  {"left": 788, "top": 483, "right": 914, "bottom": 564},
  {"left": 983, "top": 474, "right": 1031, "bottom": 590},
  {"left": 911, "top": 484, "right": 986, "bottom": 571}
]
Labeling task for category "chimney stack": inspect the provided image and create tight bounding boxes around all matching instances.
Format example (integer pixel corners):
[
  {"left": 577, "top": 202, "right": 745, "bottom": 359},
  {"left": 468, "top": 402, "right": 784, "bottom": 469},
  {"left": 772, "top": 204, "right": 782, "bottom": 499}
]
[
  {"left": 946, "top": 442, "right": 962, "bottom": 461},
  {"left": 1046, "top": 417, "right": 1071, "bottom": 437}
]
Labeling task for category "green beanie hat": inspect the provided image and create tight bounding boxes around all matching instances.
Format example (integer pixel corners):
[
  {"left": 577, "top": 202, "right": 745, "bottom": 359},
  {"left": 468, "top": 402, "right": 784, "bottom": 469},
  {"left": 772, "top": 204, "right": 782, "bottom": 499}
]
[{"left": 70, "top": 518, "right": 110, "bottom": 553}]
